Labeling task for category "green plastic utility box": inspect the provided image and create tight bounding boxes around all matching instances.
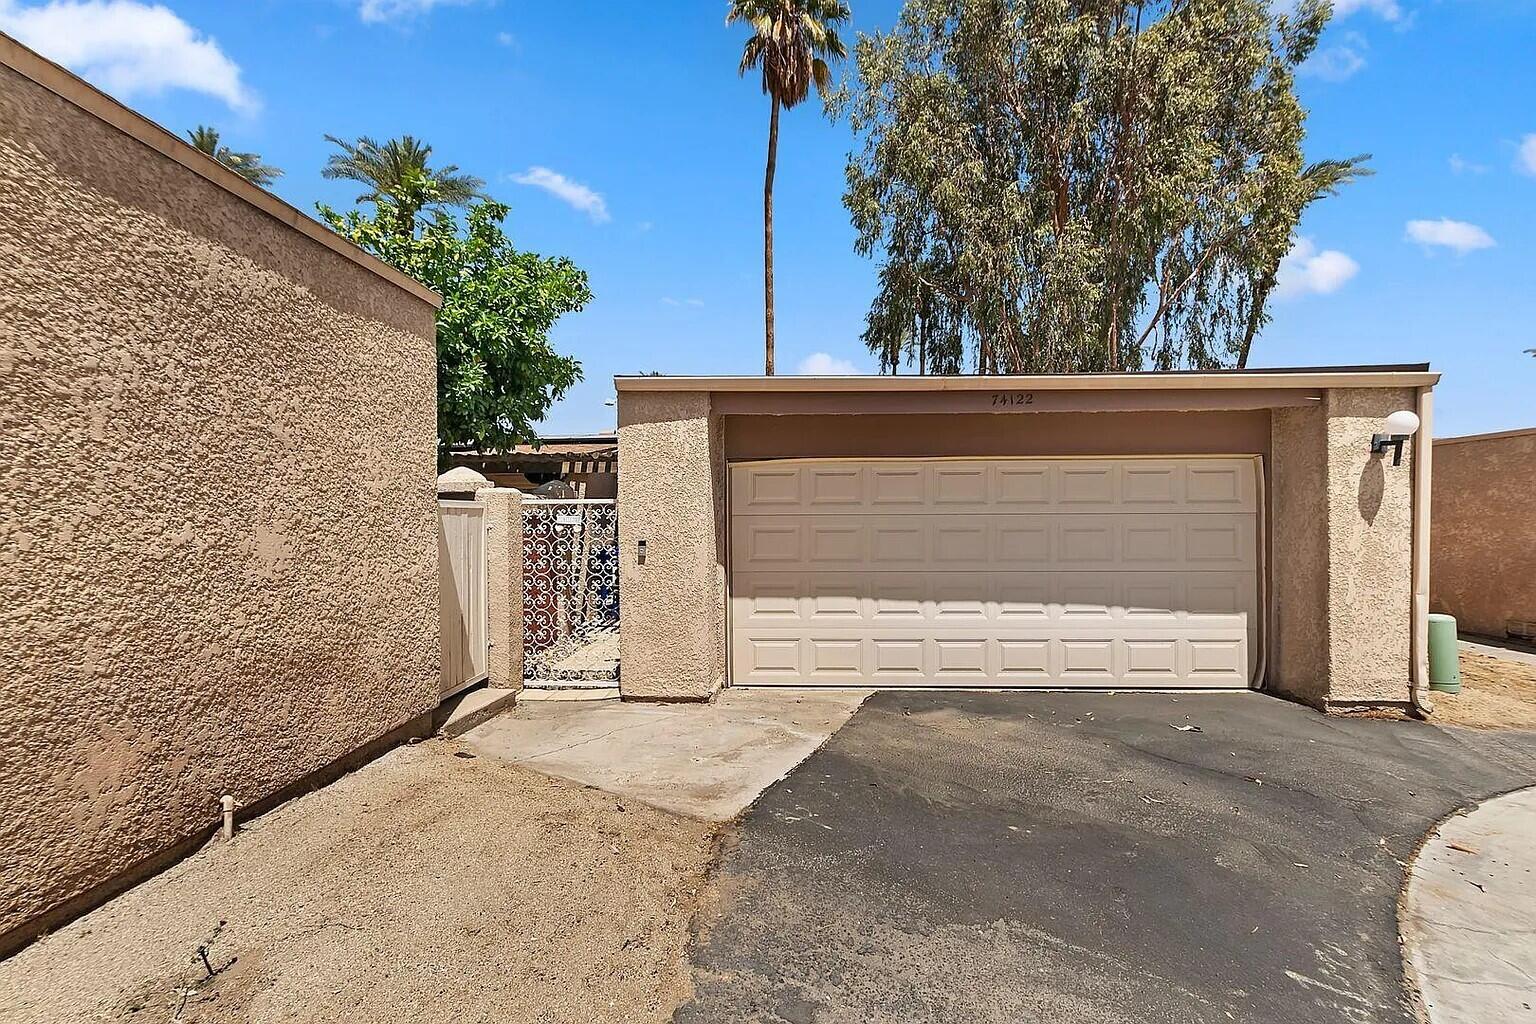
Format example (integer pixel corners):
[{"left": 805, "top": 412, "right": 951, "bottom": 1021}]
[{"left": 1428, "top": 613, "right": 1461, "bottom": 694}]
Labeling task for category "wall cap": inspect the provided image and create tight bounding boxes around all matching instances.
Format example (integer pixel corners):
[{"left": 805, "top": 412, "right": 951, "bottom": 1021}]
[
  {"left": 1, "top": 32, "right": 442, "bottom": 310},
  {"left": 1434, "top": 426, "right": 1536, "bottom": 447}
]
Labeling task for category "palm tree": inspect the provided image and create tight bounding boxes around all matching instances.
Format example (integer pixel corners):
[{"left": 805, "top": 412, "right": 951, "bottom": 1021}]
[
  {"left": 186, "top": 126, "right": 283, "bottom": 187},
  {"left": 322, "top": 134, "right": 484, "bottom": 231},
  {"left": 729, "top": 0, "right": 850, "bottom": 374}
]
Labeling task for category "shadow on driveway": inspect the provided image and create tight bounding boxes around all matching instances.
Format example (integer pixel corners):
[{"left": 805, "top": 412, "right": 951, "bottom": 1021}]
[{"left": 677, "top": 691, "right": 1536, "bottom": 1024}]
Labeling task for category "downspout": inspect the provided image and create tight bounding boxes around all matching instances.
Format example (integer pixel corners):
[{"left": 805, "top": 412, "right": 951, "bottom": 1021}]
[{"left": 1408, "top": 385, "right": 1435, "bottom": 718}]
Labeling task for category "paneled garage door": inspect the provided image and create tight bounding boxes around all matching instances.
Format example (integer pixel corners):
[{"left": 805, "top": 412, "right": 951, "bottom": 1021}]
[{"left": 728, "top": 457, "right": 1259, "bottom": 689}]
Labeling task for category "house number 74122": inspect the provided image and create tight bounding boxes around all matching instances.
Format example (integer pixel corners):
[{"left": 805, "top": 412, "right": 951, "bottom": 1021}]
[{"left": 990, "top": 392, "right": 1034, "bottom": 407}]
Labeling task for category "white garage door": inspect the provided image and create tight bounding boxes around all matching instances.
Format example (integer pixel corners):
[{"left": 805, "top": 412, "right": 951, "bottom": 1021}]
[{"left": 728, "top": 457, "right": 1259, "bottom": 689}]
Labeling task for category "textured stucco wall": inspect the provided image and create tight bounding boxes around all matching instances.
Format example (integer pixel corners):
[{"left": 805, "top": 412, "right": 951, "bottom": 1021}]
[
  {"left": 0, "top": 62, "right": 439, "bottom": 950},
  {"left": 1323, "top": 388, "right": 1416, "bottom": 705},
  {"left": 1268, "top": 404, "right": 1331, "bottom": 707},
  {"left": 616, "top": 392, "right": 726, "bottom": 700},
  {"left": 476, "top": 488, "right": 525, "bottom": 690},
  {"left": 1430, "top": 430, "right": 1536, "bottom": 638},
  {"left": 1267, "top": 390, "right": 1418, "bottom": 708}
]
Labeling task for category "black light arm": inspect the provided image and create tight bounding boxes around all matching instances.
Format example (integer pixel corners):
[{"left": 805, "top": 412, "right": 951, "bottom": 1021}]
[{"left": 1370, "top": 434, "right": 1408, "bottom": 467}]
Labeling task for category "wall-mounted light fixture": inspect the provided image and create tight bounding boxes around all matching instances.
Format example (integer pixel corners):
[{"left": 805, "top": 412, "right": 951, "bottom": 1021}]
[{"left": 1370, "top": 409, "right": 1421, "bottom": 467}]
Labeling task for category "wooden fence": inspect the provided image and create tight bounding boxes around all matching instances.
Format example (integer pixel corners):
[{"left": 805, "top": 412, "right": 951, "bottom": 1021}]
[{"left": 437, "top": 499, "right": 488, "bottom": 698}]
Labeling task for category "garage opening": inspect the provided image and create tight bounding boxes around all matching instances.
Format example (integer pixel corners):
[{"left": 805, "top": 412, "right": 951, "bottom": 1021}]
[{"left": 728, "top": 457, "right": 1259, "bottom": 689}]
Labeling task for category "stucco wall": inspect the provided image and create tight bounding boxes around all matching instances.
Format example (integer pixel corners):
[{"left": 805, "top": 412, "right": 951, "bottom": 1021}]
[
  {"left": 724, "top": 409, "right": 1271, "bottom": 460},
  {"left": 1267, "top": 390, "right": 1419, "bottom": 708},
  {"left": 616, "top": 392, "right": 726, "bottom": 699},
  {"left": 0, "top": 58, "right": 439, "bottom": 951},
  {"left": 1323, "top": 388, "right": 1417, "bottom": 705},
  {"left": 1430, "top": 429, "right": 1536, "bottom": 638},
  {"left": 1269, "top": 404, "right": 1330, "bottom": 706}
]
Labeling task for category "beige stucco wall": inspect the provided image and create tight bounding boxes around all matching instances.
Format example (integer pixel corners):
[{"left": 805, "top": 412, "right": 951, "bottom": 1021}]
[
  {"left": 1430, "top": 429, "right": 1536, "bottom": 638},
  {"left": 1269, "top": 403, "right": 1331, "bottom": 706},
  {"left": 616, "top": 392, "right": 726, "bottom": 699},
  {"left": 1267, "top": 389, "right": 1419, "bottom": 708},
  {"left": 0, "top": 56, "right": 439, "bottom": 952},
  {"left": 1322, "top": 388, "right": 1417, "bottom": 705}
]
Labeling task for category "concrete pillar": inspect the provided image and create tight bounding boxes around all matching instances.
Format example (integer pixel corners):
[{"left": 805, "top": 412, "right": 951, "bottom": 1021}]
[
  {"left": 616, "top": 391, "right": 725, "bottom": 700},
  {"left": 475, "top": 486, "right": 524, "bottom": 691}
]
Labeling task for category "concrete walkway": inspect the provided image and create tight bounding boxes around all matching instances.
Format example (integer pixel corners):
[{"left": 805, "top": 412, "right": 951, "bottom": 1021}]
[
  {"left": 1403, "top": 786, "right": 1536, "bottom": 1024},
  {"left": 459, "top": 688, "right": 871, "bottom": 820}
]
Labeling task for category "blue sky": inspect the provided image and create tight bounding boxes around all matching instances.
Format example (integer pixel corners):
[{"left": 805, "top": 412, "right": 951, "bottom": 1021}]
[{"left": 5, "top": 0, "right": 1532, "bottom": 437}]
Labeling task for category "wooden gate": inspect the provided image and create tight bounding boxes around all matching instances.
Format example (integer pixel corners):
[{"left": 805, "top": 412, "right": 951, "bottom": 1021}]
[{"left": 438, "top": 500, "right": 488, "bottom": 698}]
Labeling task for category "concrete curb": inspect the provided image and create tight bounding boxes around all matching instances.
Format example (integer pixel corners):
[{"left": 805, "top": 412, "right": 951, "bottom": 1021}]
[{"left": 1401, "top": 785, "right": 1536, "bottom": 1024}]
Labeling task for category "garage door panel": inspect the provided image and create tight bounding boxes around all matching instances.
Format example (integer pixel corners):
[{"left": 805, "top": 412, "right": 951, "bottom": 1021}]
[
  {"left": 869, "top": 465, "right": 927, "bottom": 507},
  {"left": 731, "top": 571, "right": 1255, "bottom": 628},
  {"left": 805, "top": 465, "right": 865, "bottom": 507},
  {"left": 731, "top": 459, "right": 1256, "bottom": 516},
  {"left": 730, "top": 629, "right": 1251, "bottom": 688},
  {"left": 732, "top": 513, "right": 1253, "bottom": 573},
  {"left": 871, "top": 639, "right": 925, "bottom": 677},
  {"left": 729, "top": 457, "right": 1258, "bottom": 689}
]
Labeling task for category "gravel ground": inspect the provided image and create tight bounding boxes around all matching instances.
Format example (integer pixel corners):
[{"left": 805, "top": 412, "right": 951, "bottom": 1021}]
[
  {"left": 0, "top": 739, "right": 719, "bottom": 1024},
  {"left": 1431, "top": 651, "right": 1536, "bottom": 730}
]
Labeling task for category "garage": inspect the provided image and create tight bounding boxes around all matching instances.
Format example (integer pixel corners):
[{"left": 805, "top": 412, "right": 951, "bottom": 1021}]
[
  {"left": 728, "top": 457, "right": 1258, "bottom": 688},
  {"left": 615, "top": 368, "right": 1435, "bottom": 709}
]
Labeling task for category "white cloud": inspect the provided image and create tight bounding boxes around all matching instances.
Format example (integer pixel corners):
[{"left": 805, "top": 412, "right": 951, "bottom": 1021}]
[
  {"left": 1300, "top": 32, "right": 1367, "bottom": 81},
  {"left": 509, "top": 166, "right": 610, "bottom": 223},
  {"left": 1405, "top": 218, "right": 1495, "bottom": 254},
  {"left": 1516, "top": 134, "right": 1536, "bottom": 177},
  {"left": 796, "top": 352, "right": 862, "bottom": 375},
  {"left": 495, "top": 30, "right": 515, "bottom": 46},
  {"left": 1334, "top": 0, "right": 1401, "bottom": 21},
  {"left": 1273, "top": 238, "right": 1359, "bottom": 299},
  {"left": 357, "top": 0, "right": 473, "bottom": 23},
  {"left": 661, "top": 297, "right": 704, "bottom": 308},
  {"left": 0, "top": 0, "right": 257, "bottom": 113},
  {"left": 1449, "top": 154, "right": 1487, "bottom": 175}
]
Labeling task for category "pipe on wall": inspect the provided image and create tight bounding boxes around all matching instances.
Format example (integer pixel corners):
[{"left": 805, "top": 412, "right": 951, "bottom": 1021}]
[{"left": 1408, "top": 386, "right": 1435, "bottom": 718}]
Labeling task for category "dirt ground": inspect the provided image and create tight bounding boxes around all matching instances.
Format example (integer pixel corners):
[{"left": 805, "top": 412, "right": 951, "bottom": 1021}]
[
  {"left": 1430, "top": 650, "right": 1536, "bottom": 730},
  {"left": 0, "top": 739, "right": 720, "bottom": 1024}
]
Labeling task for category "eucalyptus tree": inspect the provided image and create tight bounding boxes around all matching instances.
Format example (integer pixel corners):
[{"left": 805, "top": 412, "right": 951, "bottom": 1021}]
[
  {"left": 185, "top": 126, "right": 283, "bottom": 187},
  {"left": 729, "top": 0, "right": 852, "bottom": 374},
  {"left": 322, "top": 134, "right": 484, "bottom": 234},
  {"left": 841, "top": 0, "right": 1369, "bottom": 374}
]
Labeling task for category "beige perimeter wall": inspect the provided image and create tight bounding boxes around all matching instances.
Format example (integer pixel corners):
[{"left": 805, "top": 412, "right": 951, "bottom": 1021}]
[
  {"left": 0, "top": 57, "right": 440, "bottom": 952},
  {"left": 1431, "top": 429, "right": 1536, "bottom": 638}
]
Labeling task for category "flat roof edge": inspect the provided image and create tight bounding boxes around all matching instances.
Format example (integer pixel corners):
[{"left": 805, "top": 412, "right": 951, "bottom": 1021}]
[
  {"left": 1, "top": 33, "right": 443, "bottom": 310},
  {"left": 615, "top": 369, "right": 1440, "bottom": 393}
]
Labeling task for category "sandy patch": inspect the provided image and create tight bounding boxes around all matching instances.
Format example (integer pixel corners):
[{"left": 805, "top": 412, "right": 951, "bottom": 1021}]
[
  {"left": 1430, "top": 651, "right": 1536, "bottom": 731},
  {"left": 0, "top": 739, "right": 719, "bottom": 1024}
]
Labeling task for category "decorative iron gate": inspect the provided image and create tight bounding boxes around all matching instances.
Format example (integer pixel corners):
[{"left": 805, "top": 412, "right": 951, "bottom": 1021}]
[{"left": 521, "top": 498, "right": 619, "bottom": 680}]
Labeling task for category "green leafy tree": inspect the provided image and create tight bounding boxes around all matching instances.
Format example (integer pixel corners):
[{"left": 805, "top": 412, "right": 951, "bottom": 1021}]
[
  {"left": 323, "top": 134, "right": 485, "bottom": 232},
  {"left": 320, "top": 173, "right": 590, "bottom": 459},
  {"left": 186, "top": 125, "right": 283, "bottom": 187},
  {"left": 841, "top": 0, "right": 1369, "bottom": 374},
  {"left": 729, "top": 0, "right": 852, "bottom": 374}
]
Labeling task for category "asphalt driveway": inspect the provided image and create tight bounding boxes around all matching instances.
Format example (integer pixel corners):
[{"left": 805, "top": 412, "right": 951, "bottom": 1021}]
[{"left": 677, "top": 692, "right": 1536, "bottom": 1024}]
